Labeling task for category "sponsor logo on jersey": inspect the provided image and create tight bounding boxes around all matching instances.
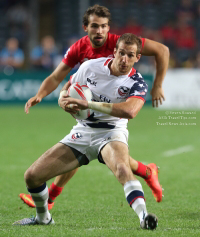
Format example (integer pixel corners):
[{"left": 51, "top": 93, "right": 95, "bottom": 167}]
[
  {"left": 71, "top": 133, "right": 82, "bottom": 140},
  {"left": 87, "top": 78, "right": 97, "bottom": 86},
  {"left": 118, "top": 86, "right": 130, "bottom": 97},
  {"left": 100, "top": 95, "right": 111, "bottom": 103}
]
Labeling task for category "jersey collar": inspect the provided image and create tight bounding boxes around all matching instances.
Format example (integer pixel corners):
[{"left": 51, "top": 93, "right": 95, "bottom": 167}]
[
  {"left": 128, "top": 68, "right": 136, "bottom": 77},
  {"left": 103, "top": 58, "right": 113, "bottom": 76}
]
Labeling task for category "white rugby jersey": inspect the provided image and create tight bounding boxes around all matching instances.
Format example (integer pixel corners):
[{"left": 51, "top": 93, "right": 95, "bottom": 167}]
[{"left": 70, "top": 57, "right": 148, "bottom": 129}]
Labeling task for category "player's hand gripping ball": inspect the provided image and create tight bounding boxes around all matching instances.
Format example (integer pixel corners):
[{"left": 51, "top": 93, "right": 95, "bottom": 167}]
[{"left": 59, "top": 82, "right": 93, "bottom": 120}]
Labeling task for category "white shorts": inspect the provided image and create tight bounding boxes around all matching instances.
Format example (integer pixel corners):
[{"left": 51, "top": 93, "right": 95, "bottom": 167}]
[{"left": 60, "top": 123, "right": 129, "bottom": 165}]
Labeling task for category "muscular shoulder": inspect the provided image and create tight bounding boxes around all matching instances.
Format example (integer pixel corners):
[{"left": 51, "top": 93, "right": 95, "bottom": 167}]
[
  {"left": 62, "top": 36, "right": 90, "bottom": 67},
  {"left": 130, "top": 71, "right": 148, "bottom": 91},
  {"left": 74, "top": 36, "right": 90, "bottom": 50},
  {"left": 130, "top": 71, "right": 145, "bottom": 81}
]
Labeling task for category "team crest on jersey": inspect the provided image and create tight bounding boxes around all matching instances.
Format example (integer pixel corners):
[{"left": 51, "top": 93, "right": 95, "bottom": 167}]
[
  {"left": 118, "top": 86, "right": 130, "bottom": 98},
  {"left": 71, "top": 133, "right": 82, "bottom": 140}
]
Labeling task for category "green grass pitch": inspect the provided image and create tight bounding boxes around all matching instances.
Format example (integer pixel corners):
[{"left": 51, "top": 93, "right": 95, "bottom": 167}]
[{"left": 0, "top": 105, "right": 200, "bottom": 237}]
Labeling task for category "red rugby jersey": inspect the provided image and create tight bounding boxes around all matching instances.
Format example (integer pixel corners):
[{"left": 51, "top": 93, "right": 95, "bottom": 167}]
[{"left": 62, "top": 32, "right": 145, "bottom": 68}]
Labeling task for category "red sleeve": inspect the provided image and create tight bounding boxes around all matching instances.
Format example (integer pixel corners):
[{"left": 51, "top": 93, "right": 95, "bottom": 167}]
[
  {"left": 140, "top": 38, "right": 146, "bottom": 53},
  {"left": 62, "top": 41, "right": 80, "bottom": 68}
]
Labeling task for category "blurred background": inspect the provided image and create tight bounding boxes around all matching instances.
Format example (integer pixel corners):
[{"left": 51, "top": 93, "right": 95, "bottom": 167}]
[{"left": 0, "top": 0, "right": 200, "bottom": 108}]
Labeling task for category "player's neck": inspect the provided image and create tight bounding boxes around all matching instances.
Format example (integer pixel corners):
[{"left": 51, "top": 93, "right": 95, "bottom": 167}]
[
  {"left": 109, "top": 63, "right": 119, "bottom": 76},
  {"left": 91, "top": 43, "right": 102, "bottom": 49},
  {"left": 109, "top": 61, "right": 129, "bottom": 77}
]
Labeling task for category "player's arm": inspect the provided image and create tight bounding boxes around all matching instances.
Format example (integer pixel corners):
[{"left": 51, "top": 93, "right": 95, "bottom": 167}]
[
  {"left": 142, "top": 39, "right": 170, "bottom": 107},
  {"left": 25, "top": 62, "right": 71, "bottom": 114},
  {"left": 57, "top": 74, "right": 73, "bottom": 109},
  {"left": 64, "top": 97, "right": 144, "bottom": 119},
  {"left": 60, "top": 80, "right": 71, "bottom": 91},
  {"left": 58, "top": 80, "right": 71, "bottom": 110},
  {"left": 59, "top": 60, "right": 92, "bottom": 113}
]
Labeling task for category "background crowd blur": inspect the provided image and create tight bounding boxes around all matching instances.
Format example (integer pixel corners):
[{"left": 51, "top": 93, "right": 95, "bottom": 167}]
[{"left": 0, "top": 0, "right": 200, "bottom": 73}]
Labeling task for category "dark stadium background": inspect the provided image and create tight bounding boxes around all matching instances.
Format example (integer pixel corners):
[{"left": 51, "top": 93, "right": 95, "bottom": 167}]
[
  {"left": 0, "top": 1, "right": 200, "bottom": 236},
  {"left": 0, "top": 0, "right": 200, "bottom": 105}
]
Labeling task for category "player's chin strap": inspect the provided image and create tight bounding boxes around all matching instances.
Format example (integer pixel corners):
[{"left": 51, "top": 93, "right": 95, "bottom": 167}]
[{"left": 88, "top": 101, "right": 113, "bottom": 115}]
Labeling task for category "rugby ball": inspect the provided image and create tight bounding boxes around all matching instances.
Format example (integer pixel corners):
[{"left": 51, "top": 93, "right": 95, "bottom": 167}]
[{"left": 61, "top": 82, "right": 93, "bottom": 120}]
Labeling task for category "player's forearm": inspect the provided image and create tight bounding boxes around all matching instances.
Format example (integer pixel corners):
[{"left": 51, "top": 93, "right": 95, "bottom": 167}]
[
  {"left": 111, "top": 102, "right": 138, "bottom": 119},
  {"left": 37, "top": 62, "right": 71, "bottom": 99},
  {"left": 153, "top": 45, "right": 169, "bottom": 87},
  {"left": 61, "top": 81, "right": 71, "bottom": 92},
  {"left": 142, "top": 39, "right": 169, "bottom": 87},
  {"left": 88, "top": 100, "right": 143, "bottom": 119},
  {"left": 36, "top": 74, "right": 61, "bottom": 99}
]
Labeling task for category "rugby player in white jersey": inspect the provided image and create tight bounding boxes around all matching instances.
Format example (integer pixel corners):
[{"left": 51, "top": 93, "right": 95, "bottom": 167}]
[
  {"left": 14, "top": 33, "right": 158, "bottom": 230},
  {"left": 20, "top": 4, "right": 168, "bottom": 210}
]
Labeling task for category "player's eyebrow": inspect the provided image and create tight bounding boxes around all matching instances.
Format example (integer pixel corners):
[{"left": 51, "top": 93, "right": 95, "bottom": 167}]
[
  {"left": 119, "top": 49, "right": 135, "bottom": 54},
  {"left": 91, "top": 23, "right": 108, "bottom": 26}
]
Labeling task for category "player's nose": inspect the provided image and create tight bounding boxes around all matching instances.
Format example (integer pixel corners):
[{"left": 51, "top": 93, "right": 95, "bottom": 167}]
[
  {"left": 122, "top": 55, "right": 127, "bottom": 63},
  {"left": 97, "top": 26, "right": 103, "bottom": 34}
]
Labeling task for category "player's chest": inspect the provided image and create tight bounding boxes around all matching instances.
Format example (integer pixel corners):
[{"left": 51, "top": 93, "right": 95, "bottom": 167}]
[{"left": 85, "top": 73, "right": 133, "bottom": 103}]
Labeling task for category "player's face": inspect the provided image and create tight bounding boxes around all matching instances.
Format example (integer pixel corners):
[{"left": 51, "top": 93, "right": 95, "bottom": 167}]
[
  {"left": 112, "top": 42, "right": 141, "bottom": 76},
  {"left": 84, "top": 14, "right": 110, "bottom": 48}
]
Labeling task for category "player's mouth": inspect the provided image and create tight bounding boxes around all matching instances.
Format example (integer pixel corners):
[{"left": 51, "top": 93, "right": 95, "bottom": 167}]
[
  {"left": 120, "top": 64, "right": 128, "bottom": 69},
  {"left": 94, "top": 36, "right": 103, "bottom": 41}
]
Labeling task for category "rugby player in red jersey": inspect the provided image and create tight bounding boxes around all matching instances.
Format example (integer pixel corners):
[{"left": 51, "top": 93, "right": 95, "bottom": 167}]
[{"left": 20, "top": 5, "right": 168, "bottom": 210}]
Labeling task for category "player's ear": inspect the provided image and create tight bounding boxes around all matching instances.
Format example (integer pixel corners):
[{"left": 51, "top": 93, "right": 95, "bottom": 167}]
[
  {"left": 113, "top": 48, "right": 117, "bottom": 57},
  {"left": 83, "top": 25, "right": 88, "bottom": 32},
  {"left": 136, "top": 54, "right": 141, "bottom": 62}
]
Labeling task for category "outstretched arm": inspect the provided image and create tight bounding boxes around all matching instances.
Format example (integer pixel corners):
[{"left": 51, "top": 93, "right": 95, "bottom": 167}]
[
  {"left": 142, "top": 39, "right": 170, "bottom": 107},
  {"left": 25, "top": 62, "right": 72, "bottom": 114}
]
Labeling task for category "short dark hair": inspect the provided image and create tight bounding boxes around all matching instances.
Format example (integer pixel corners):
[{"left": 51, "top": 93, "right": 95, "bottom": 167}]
[
  {"left": 83, "top": 4, "right": 111, "bottom": 26},
  {"left": 116, "top": 33, "right": 142, "bottom": 55}
]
